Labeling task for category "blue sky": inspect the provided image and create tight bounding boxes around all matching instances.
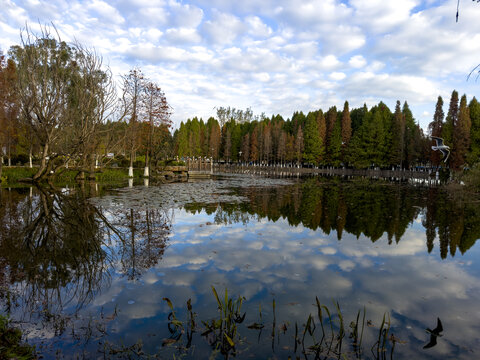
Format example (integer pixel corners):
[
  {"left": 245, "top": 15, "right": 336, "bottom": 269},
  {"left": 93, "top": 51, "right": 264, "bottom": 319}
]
[{"left": 1, "top": 0, "right": 480, "bottom": 129}]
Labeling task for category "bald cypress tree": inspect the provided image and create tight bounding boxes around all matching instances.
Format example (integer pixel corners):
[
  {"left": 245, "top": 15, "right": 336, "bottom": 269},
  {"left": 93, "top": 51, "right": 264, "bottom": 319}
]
[
  {"left": 467, "top": 97, "right": 480, "bottom": 165},
  {"left": 428, "top": 96, "right": 444, "bottom": 166},
  {"left": 443, "top": 90, "right": 458, "bottom": 149},
  {"left": 452, "top": 94, "right": 471, "bottom": 169},
  {"left": 303, "top": 111, "right": 323, "bottom": 165},
  {"left": 390, "top": 101, "right": 405, "bottom": 167},
  {"left": 403, "top": 102, "right": 417, "bottom": 168},
  {"left": 341, "top": 101, "right": 352, "bottom": 163},
  {"left": 341, "top": 101, "right": 352, "bottom": 144},
  {"left": 294, "top": 126, "right": 304, "bottom": 164},
  {"left": 317, "top": 110, "right": 327, "bottom": 164}
]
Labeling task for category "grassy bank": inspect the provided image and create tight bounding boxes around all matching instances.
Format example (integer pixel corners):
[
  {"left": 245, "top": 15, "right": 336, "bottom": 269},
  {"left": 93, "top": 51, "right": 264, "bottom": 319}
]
[
  {"left": 0, "top": 167, "right": 37, "bottom": 185},
  {"left": 0, "top": 167, "right": 145, "bottom": 186}
]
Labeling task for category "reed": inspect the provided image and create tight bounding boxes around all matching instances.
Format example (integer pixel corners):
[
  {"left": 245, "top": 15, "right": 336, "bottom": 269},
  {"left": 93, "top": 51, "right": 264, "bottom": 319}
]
[{"left": 157, "top": 289, "right": 399, "bottom": 359}]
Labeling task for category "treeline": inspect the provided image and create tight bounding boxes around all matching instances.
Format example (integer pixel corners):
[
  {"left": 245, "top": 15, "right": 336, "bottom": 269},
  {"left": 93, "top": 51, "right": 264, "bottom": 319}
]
[{"left": 174, "top": 94, "right": 480, "bottom": 170}]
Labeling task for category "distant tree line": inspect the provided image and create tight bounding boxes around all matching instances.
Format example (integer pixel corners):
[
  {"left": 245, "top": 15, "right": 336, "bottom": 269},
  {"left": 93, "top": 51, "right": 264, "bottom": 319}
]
[{"left": 174, "top": 94, "right": 480, "bottom": 170}]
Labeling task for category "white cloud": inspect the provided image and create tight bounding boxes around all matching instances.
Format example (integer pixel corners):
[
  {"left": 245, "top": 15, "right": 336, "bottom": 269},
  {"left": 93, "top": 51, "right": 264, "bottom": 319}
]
[
  {"left": 350, "top": 0, "right": 420, "bottom": 33},
  {"left": 245, "top": 15, "right": 272, "bottom": 37},
  {"left": 349, "top": 54, "right": 367, "bottom": 68},
  {"left": 202, "top": 10, "right": 244, "bottom": 45},
  {"left": 329, "top": 71, "right": 346, "bottom": 81},
  {"left": 164, "top": 27, "right": 201, "bottom": 43},
  {"left": 88, "top": 0, "right": 125, "bottom": 24},
  {"left": 317, "top": 54, "right": 341, "bottom": 70}
]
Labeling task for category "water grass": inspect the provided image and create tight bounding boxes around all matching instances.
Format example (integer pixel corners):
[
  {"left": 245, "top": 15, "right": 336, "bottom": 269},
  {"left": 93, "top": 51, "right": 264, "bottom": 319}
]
[
  {"left": 155, "top": 288, "right": 400, "bottom": 360},
  {"left": 0, "top": 314, "right": 36, "bottom": 359}
]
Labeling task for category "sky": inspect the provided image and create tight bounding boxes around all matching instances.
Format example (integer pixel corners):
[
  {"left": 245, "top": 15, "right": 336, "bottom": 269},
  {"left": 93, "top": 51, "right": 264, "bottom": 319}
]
[{"left": 1, "top": 0, "right": 480, "bottom": 130}]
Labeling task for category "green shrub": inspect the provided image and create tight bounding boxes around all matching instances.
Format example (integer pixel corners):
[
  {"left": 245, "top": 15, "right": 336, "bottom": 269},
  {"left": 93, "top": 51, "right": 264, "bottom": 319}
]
[{"left": 461, "top": 163, "right": 480, "bottom": 191}]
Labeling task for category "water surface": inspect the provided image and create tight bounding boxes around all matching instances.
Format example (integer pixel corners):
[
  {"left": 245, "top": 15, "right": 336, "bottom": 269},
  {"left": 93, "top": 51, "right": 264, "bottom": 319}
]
[{"left": 1, "top": 176, "right": 480, "bottom": 359}]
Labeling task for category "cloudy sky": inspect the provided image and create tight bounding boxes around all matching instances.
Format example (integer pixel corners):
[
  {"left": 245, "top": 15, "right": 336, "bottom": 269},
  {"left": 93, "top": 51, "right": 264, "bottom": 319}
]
[{"left": 1, "top": 0, "right": 480, "bottom": 129}]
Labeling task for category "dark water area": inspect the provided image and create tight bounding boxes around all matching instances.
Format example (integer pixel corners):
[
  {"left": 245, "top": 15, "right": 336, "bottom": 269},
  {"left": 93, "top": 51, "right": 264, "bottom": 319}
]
[{"left": 1, "top": 176, "right": 480, "bottom": 359}]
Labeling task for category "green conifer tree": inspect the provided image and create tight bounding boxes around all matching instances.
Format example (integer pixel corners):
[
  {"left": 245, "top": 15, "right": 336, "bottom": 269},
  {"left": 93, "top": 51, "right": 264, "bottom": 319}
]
[
  {"left": 467, "top": 97, "right": 480, "bottom": 165},
  {"left": 443, "top": 90, "right": 459, "bottom": 148},
  {"left": 452, "top": 94, "right": 471, "bottom": 169},
  {"left": 303, "top": 111, "right": 323, "bottom": 165},
  {"left": 428, "top": 96, "right": 444, "bottom": 166}
]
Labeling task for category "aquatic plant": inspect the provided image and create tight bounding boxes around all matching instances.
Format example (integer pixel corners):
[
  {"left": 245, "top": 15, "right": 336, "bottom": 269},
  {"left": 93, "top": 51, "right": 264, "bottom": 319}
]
[
  {"left": 158, "top": 289, "right": 398, "bottom": 360},
  {"left": 0, "top": 314, "right": 36, "bottom": 359}
]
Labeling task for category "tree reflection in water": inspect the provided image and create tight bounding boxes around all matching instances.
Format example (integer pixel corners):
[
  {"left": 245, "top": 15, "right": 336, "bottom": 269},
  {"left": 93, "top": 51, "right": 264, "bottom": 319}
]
[
  {"left": 1, "top": 178, "right": 479, "bottom": 358},
  {"left": 108, "top": 205, "right": 172, "bottom": 280},
  {"left": 184, "top": 178, "right": 480, "bottom": 258},
  {"left": 0, "top": 183, "right": 172, "bottom": 330}
]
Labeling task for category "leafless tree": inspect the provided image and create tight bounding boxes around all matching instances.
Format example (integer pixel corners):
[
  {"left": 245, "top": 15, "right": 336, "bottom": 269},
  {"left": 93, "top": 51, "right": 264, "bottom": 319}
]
[{"left": 9, "top": 24, "right": 116, "bottom": 181}]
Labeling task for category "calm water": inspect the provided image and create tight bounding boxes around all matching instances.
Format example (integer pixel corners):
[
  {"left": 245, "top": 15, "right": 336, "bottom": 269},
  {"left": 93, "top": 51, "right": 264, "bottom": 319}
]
[{"left": 1, "top": 175, "right": 480, "bottom": 359}]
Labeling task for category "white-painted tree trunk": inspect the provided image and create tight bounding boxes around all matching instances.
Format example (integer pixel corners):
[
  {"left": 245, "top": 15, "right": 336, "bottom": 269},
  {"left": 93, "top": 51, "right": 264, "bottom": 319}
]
[
  {"left": 128, "top": 166, "right": 134, "bottom": 177},
  {"left": 29, "top": 155, "right": 33, "bottom": 168},
  {"left": 144, "top": 166, "right": 149, "bottom": 177}
]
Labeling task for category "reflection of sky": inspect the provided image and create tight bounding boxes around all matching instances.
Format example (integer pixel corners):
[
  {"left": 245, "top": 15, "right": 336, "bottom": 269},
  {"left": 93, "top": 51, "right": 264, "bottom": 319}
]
[
  {"left": 7, "top": 183, "right": 480, "bottom": 359},
  {"left": 71, "top": 205, "right": 480, "bottom": 359}
]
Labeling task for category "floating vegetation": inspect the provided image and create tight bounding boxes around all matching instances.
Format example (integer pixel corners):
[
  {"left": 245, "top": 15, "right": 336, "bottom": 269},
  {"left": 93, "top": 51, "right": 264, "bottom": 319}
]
[{"left": 90, "top": 174, "right": 293, "bottom": 210}]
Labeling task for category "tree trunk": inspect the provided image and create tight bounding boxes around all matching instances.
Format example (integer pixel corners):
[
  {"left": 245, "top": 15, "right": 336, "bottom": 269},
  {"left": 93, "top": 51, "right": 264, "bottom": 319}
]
[
  {"left": 29, "top": 146, "right": 33, "bottom": 168},
  {"left": 144, "top": 151, "right": 149, "bottom": 177},
  {"left": 88, "top": 154, "right": 96, "bottom": 180},
  {"left": 0, "top": 156, "right": 3, "bottom": 181},
  {"left": 129, "top": 150, "right": 134, "bottom": 177},
  {"left": 33, "top": 143, "right": 49, "bottom": 181}
]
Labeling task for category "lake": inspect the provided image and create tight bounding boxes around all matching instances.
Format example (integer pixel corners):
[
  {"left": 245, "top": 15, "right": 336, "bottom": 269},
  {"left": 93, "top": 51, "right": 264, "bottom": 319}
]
[{"left": 1, "top": 174, "right": 480, "bottom": 359}]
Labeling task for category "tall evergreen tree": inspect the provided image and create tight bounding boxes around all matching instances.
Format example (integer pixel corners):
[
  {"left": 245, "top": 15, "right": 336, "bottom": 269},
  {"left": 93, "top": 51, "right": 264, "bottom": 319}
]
[
  {"left": 294, "top": 126, "right": 304, "bottom": 164},
  {"left": 303, "top": 111, "right": 323, "bottom": 165},
  {"left": 452, "top": 94, "right": 471, "bottom": 169},
  {"left": 329, "top": 120, "right": 343, "bottom": 166},
  {"left": 428, "top": 96, "right": 444, "bottom": 166},
  {"left": 468, "top": 97, "right": 480, "bottom": 165},
  {"left": 208, "top": 117, "right": 221, "bottom": 159},
  {"left": 176, "top": 122, "right": 189, "bottom": 157},
  {"left": 341, "top": 101, "right": 352, "bottom": 147},
  {"left": 390, "top": 101, "right": 405, "bottom": 167},
  {"left": 403, "top": 102, "right": 417, "bottom": 168},
  {"left": 443, "top": 90, "right": 459, "bottom": 148}
]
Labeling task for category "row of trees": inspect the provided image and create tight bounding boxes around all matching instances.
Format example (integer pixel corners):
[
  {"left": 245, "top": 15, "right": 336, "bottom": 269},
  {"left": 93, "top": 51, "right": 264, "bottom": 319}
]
[
  {"left": 428, "top": 91, "right": 480, "bottom": 170},
  {"left": 0, "top": 26, "right": 172, "bottom": 182},
  {"left": 173, "top": 91, "right": 480, "bottom": 170},
  {"left": 174, "top": 102, "right": 427, "bottom": 169}
]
